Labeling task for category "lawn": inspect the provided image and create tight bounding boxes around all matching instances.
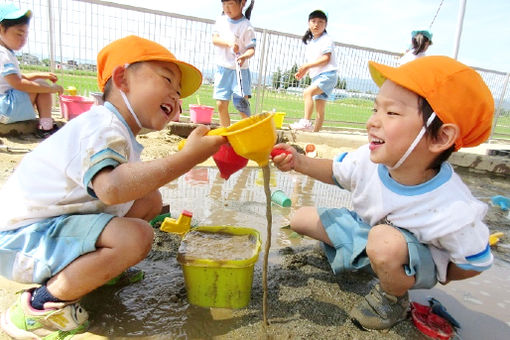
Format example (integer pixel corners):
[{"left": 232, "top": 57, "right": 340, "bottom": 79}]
[{"left": 21, "top": 66, "right": 510, "bottom": 138}]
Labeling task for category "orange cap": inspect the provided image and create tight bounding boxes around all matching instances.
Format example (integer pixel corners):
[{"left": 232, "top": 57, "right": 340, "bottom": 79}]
[
  {"left": 369, "top": 56, "right": 494, "bottom": 150},
  {"left": 97, "top": 35, "right": 202, "bottom": 98}
]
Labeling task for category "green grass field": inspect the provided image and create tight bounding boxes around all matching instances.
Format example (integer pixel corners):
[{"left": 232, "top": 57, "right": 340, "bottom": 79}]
[{"left": 22, "top": 66, "right": 510, "bottom": 139}]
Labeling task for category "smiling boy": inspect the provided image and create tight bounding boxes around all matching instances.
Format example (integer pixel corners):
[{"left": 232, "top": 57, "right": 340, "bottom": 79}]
[
  {"left": 272, "top": 56, "right": 494, "bottom": 330},
  {"left": 0, "top": 35, "right": 225, "bottom": 338}
]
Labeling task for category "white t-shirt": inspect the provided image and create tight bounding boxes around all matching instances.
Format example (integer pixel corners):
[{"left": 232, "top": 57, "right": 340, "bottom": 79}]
[
  {"left": 0, "top": 45, "right": 20, "bottom": 94},
  {"left": 399, "top": 50, "right": 426, "bottom": 65},
  {"left": 305, "top": 32, "right": 338, "bottom": 78},
  {"left": 212, "top": 14, "right": 256, "bottom": 70},
  {"left": 332, "top": 145, "right": 493, "bottom": 282},
  {"left": 0, "top": 102, "right": 144, "bottom": 231}
]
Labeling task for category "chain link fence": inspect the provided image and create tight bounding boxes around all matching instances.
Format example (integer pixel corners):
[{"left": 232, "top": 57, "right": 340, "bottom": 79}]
[{"left": 14, "top": 0, "right": 510, "bottom": 140}]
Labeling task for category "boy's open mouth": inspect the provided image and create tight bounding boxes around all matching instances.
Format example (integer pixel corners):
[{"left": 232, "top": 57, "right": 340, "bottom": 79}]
[
  {"left": 370, "top": 137, "right": 385, "bottom": 145},
  {"left": 160, "top": 104, "right": 172, "bottom": 117}
]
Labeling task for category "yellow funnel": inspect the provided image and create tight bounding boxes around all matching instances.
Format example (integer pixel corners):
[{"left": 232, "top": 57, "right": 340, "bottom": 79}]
[
  {"left": 222, "top": 113, "right": 276, "bottom": 167},
  {"left": 178, "top": 113, "right": 277, "bottom": 167}
]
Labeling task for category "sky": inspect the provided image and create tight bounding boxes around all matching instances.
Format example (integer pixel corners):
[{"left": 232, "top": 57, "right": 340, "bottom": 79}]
[{"left": 113, "top": 0, "right": 510, "bottom": 73}]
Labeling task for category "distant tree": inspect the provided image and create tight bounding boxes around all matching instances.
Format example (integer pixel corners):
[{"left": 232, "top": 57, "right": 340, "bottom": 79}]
[
  {"left": 283, "top": 64, "right": 299, "bottom": 89},
  {"left": 42, "top": 58, "right": 51, "bottom": 67},
  {"left": 303, "top": 74, "right": 311, "bottom": 86},
  {"left": 272, "top": 68, "right": 282, "bottom": 89}
]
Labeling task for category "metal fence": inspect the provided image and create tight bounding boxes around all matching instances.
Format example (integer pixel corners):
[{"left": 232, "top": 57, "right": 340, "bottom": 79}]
[{"left": 14, "top": 0, "right": 510, "bottom": 140}]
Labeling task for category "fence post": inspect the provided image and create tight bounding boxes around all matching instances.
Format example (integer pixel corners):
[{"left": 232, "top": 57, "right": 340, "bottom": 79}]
[
  {"left": 47, "top": 0, "right": 55, "bottom": 72},
  {"left": 254, "top": 29, "right": 268, "bottom": 115},
  {"left": 490, "top": 72, "right": 510, "bottom": 140}
]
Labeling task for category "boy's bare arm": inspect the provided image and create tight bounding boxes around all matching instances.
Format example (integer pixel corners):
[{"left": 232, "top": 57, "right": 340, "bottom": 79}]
[
  {"left": 23, "top": 72, "right": 58, "bottom": 83},
  {"left": 442, "top": 262, "right": 481, "bottom": 284},
  {"left": 4, "top": 73, "right": 62, "bottom": 94},
  {"left": 212, "top": 33, "right": 234, "bottom": 49},
  {"left": 295, "top": 156, "right": 335, "bottom": 184},
  {"left": 92, "top": 127, "right": 225, "bottom": 205},
  {"left": 272, "top": 144, "right": 335, "bottom": 184}
]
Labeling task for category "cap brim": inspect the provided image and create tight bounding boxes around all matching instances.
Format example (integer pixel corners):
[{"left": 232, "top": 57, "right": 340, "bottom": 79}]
[
  {"left": 368, "top": 61, "right": 425, "bottom": 99},
  {"left": 174, "top": 61, "right": 202, "bottom": 98},
  {"left": 4, "top": 9, "right": 31, "bottom": 20}
]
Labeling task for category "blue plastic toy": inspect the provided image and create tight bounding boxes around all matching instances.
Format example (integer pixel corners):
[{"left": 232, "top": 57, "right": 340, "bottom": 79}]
[{"left": 491, "top": 195, "right": 510, "bottom": 211}]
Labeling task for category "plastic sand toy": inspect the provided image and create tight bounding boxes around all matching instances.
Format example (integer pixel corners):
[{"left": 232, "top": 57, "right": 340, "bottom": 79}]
[
  {"left": 160, "top": 210, "right": 193, "bottom": 236},
  {"left": 410, "top": 301, "right": 455, "bottom": 340},
  {"left": 179, "top": 113, "right": 277, "bottom": 168},
  {"left": 177, "top": 226, "right": 261, "bottom": 309},
  {"left": 491, "top": 195, "right": 509, "bottom": 211},
  {"left": 212, "top": 144, "right": 248, "bottom": 180}
]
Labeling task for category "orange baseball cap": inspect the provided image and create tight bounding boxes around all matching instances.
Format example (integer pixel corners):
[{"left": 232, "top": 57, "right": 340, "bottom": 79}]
[
  {"left": 369, "top": 56, "right": 494, "bottom": 150},
  {"left": 97, "top": 35, "right": 202, "bottom": 98}
]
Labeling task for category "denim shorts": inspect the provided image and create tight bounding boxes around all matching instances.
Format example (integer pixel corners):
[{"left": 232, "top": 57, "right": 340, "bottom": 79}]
[
  {"left": 0, "top": 213, "right": 114, "bottom": 284},
  {"left": 319, "top": 207, "right": 438, "bottom": 289},
  {"left": 213, "top": 65, "right": 252, "bottom": 101},
  {"left": 0, "top": 88, "right": 37, "bottom": 124},
  {"left": 311, "top": 70, "right": 338, "bottom": 101}
]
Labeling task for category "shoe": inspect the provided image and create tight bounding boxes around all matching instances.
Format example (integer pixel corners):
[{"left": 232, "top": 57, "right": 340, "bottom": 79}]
[
  {"left": 349, "top": 284, "right": 409, "bottom": 330},
  {"left": 35, "top": 124, "right": 59, "bottom": 139},
  {"left": 0, "top": 288, "right": 89, "bottom": 339},
  {"left": 290, "top": 119, "right": 313, "bottom": 131},
  {"left": 103, "top": 267, "right": 145, "bottom": 286}
]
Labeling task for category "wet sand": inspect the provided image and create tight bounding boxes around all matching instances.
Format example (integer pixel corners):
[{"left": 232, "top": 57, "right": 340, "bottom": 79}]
[{"left": 1, "top": 128, "right": 509, "bottom": 339}]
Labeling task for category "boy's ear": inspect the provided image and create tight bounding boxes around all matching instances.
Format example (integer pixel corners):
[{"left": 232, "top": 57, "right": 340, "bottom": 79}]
[
  {"left": 429, "top": 123, "right": 459, "bottom": 152},
  {"left": 111, "top": 65, "right": 128, "bottom": 92}
]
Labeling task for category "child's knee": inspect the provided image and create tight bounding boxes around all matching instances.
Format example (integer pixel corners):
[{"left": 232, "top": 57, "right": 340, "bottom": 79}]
[
  {"left": 366, "top": 225, "right": 407, "bottom": 265},
  {"left": 122, "top": 221, "right": 154, "bottom": 259}
]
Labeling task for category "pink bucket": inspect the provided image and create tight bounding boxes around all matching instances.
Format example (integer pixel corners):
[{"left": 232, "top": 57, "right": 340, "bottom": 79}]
[
  {"left": 60, "top": 95, "right": 94, "bottom": 120},
  {"left": 189, "top": 104, "right": 214, "bottom": 124}
]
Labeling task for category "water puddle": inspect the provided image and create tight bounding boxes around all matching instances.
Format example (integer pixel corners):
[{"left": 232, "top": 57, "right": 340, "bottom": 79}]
[{"left": 79, "top": 166, "right": 509, "bottom": 339}]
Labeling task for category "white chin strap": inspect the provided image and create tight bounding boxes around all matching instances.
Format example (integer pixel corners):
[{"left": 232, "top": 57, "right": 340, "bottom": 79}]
[
  {"left": 388, "top": 112, "right": 436, "bottom": 170},
  {"left": 120, "top": 90, "right": 142, "bottom": 129}
]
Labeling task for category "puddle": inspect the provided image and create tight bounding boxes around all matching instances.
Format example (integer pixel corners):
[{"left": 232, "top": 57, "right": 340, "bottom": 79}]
[{"left": 77, "top": 166, "right": 509, "bottom": 339}]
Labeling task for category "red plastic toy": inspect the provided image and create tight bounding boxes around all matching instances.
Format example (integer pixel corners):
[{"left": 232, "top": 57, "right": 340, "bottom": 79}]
[
  {"left": 212, "top": 144, "right": 248, "bottom": 180},
  {"left": 410, "top": 302, "right": 454, "bottom": 340},
  {"left": 270, "top": 148, "right": 291, "bottom": 159}
]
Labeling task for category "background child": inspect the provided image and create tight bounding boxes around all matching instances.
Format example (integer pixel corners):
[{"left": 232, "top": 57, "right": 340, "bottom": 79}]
[
  {"left": 212, "top": 0, "right": 256, "bottom": 126},
  {"left": 0, "top": 3, "right": 64, "bottom": 138},
  {"left": 0, "top": 35, "right": 225, "bottom": 339},
  {"left": 399, "top": 30, "right": 433, "bottom": 65},
  {"left": 290, "top": 9, "right": 338, "bottom": 132},
  {"left": 272, "top": 56, "right": 494, "bottom": 330}
]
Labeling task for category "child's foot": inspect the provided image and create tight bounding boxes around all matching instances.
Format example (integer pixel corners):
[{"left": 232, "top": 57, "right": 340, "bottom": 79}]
[
  {"left": 349, "top": 283, "right": 409, "bottom": 330},
  {"left": 290, "top": 119, "right": 313, "bottom": 131},
  {"left": 0, "top": 288, "right": 89, "bottom": 339},
  {"left": 35, "top": 123, "right": 60, "bottom": 139}
]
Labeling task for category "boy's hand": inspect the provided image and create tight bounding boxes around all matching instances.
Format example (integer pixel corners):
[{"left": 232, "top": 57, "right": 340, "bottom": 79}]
[
  {"left": 46, "top": 72, "right": 58, "bottom": 83},
  {"left": 271, "top": 144, "right": 298, "bottom": 171},
  {"left": 182, "top": 125, "right": 227, "bottom": 163}
]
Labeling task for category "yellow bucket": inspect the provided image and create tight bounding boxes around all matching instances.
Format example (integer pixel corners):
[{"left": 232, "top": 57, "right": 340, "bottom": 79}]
[
  {"left": 177, "top": 226, "right": 261, "bottom": 309},
  {"left": 273, "top": 112, "right": 286, "bottom": 129}
]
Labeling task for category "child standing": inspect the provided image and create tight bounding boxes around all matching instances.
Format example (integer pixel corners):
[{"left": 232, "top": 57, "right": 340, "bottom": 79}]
[
  {"left": 399, "top": 30, "right": 433, "bottom": 65},
  {"left": 290, "top": 9, "right": 338, "bottom": 132},
  {"left": 212, "top": 0, "right": 256, "bottom": 127},
  {"left": 0, "top": 3, "right": 64, "bottom": 138},
  {"left": 0, "top": 35, "right": 225, "bottom": 338},
  {"left": 272, "top": 56, "right": 494, "bottom": 330}
]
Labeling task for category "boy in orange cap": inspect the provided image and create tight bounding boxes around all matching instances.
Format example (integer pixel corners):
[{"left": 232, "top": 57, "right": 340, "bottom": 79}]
[
  {"left": 272, "top": 56, "right": 494, "bottom": 330},
  {"left": 0, "top": 35, "right": 225, "bottom": 338}
]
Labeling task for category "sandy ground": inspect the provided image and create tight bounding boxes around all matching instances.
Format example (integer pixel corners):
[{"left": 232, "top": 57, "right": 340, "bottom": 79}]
[{"left": 0, "top": 125, "right": 509, "bottom": 339}]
